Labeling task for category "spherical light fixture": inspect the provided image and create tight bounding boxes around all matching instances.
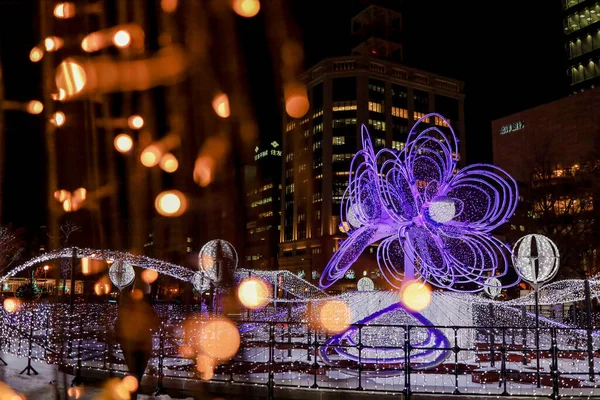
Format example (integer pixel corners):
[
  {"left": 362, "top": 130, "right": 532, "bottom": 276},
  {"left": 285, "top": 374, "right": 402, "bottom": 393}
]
[
  {"left": 483, "top": 277, "right": 502, "bottom": 298},
  {"left": 357, "top": 276, "right": 375, "bottom": 291},
  {"left": 428, "top": 196, "right": 456, "bottom": 223},
  {"left": 512, "top": 234, "right": 560, "bottom": 287},
  {"left": 198, "top": 239, "right": 238, "bottom": 286},
  {"left": 108, "top": 261, "right": 135, "bottom": 290}
]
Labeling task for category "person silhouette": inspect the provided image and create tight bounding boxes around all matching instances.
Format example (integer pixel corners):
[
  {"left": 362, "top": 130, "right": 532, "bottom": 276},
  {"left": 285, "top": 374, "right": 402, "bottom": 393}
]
[{"left": 115, "top": 286, "right": 159, "bottom": 399}]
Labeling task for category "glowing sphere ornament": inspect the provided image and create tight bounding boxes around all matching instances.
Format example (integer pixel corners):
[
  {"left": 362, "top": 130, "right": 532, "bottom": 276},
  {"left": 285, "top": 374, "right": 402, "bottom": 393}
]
[
  {"left": 428, "top": 196, "right": 456, "bottom": 223},
  {"left": 108, "top": 261, "right": 135, "bottom": 290},
  {"left": 192, "top": 271, "right": 210, "bottom": 292},
  {"left": 512, "top": 234, "right": 559, "bottom": 287},
  {"left": 357, "top": 276, "right": 375, "bottom": 291},
  {"left": 198, "top": 239, "right": 238, "bottom": 287},
  {"left": 346, "top": 204, "right": 363, "bottom": 228},
  {"left": 483, "top": 277, "right": 502, "bottom": 298}
]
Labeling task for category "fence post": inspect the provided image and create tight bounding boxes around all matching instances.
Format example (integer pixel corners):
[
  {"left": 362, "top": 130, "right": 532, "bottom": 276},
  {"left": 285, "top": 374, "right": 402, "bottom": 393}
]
[
  {"left": 500, "top": 328, "right": 508, "bottom": 395},
  {"left": 154, "top": 319, "right": 167, "bottom": 396},
  {"left": 311, "top": 326, "right": 319, "bottom": 389},
  {"left": 357, "top": 324, "right": 363, "bottom": 390},
  {"left": 550, "top": 327, "right": 559, "bottom": 400},
  {"left": 453, "top": 328, "right": 460, "bottom": 394},
  {"left": 19, "top": 309, "right": 38, "bottom": 375},
  {"left": 404, "top": 325, "right": 411, "bottom": 399},
  {"left": 71, "top": 313, "right": 83, "bottom": 386},
  {"left": 521, "top": 305, "right": 527, "bottom": 365},
  {"left": 268, "top": 321, "right": 274, "bottom": 400},
  {"left": 584, "top": 279, "right": 595, "bottom": 382},
  {"left": 489, "top": 303, "right": 495, "bottom": 368}
]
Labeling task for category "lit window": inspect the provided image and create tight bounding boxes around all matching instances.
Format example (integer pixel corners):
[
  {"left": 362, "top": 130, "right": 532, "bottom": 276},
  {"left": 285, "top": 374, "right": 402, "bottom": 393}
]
[
  {"left": 333, "top": 136, "right": 345, "bottom": 145},
  {"left": 368, "top": 119, "right": 386, "bottom": 131},
  {"left": 392, "top": 141, "right": 405, "bottom": 151},
  {"left": 413, "top": 111, "right": 427, "bottom": 121},
  {"left": 286, "top": 121, "right": 296, "bottom": 132},
  {"left": 332, "top": 101, "right": 357, "bottom": 111},
  {"left": 312, "top": 123, "right": 323, "bottom": 134},
  {"left": 312, "top": 108, "right": 323, "bottom": 118},
  {"left": 368, "top": 101, "right": 384, "bottom": 113},
  {"left": 391, "top": 107, "right": 408, "bottom": 118}
]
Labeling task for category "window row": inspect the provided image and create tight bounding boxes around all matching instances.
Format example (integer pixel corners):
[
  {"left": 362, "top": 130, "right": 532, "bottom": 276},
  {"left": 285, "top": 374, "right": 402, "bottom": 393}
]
[
  {"left": 568, "top": 32, "right": 600, "bottom": 59},
  {"left": 368, "top": 101, "right": 384, "bottom": 113},
  {"left": 313, "top": 108, "right": 323, "bottom": 118},
  {"left": 570, "top": 59, "right": 600, "bottom": 84},
  {"left": 313, "top": 141, "right": 322, "bottom": 150},
  {"left": 564, "top": 4, "right": 600, "bottom": 33},
  {"left": 333, "top": 136, "right": 345, "bottom": 145},
  {"left": 285, "top": 121, "right": 296, "bottom": 132},
  {"left": 313, "top": 123, "right": 324, "bottom": 134},
  {"left": 368, "top": 83, "right": 385, "bottom": 93},
  {"left": 333, "top": 101, "right": 357, "bottom": 111},
  {"left": 285, "top": 184, "right": 294, "bottom": 194},
  {"left": 392, "top": 141, "right": 405, "bottom": 151},
  {"left": 564, "top": 0, "right": 585, "bottom": 9},
  {"left": 333, "top": 118, "right": 357, "bottom": 128},
  {"left": 258, "top": 211, "right": 273, "bottom": 219},
  {"left": 391, "top": 107, "right": 408, "bottom": 118},
  {"left": 333, "top": 153, "right": 355, "bottom": 162},
  {"left": 369, "top": 119, "right": 386, "bottom": 131},
  {"left": 251, "top": 197, "right": 272, "bottom": 208}
]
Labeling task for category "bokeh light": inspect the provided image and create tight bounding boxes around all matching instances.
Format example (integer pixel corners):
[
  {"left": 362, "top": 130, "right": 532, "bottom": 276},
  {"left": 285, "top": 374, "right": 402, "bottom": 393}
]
[
  {"left": 121, "top": 375, "right": 138, "bottom": 393},
  {"left": 141, "top": 269, "right": 159, "bottom": 284},
  {"left": 29, "top": 47, "right": 43, "bottom": 62},
  {"left": 193, "top": 156, "right": 214, "bottom": 187},
  {"left": 56, "top": 59, "right": 87, "bottom": 98},
  {"left": 128, "top": 115, "right": 144, "bottom": 129},
  {"left": 400, "top": 280, "right": 432, "bottom": 312},
  {"left": 159, "top": 153, "right": 179, "bottom": 173},
  {"left": 155, "top": 190, "right": 187, "bottom": 217},
  {"left": 25, "top": 100, "right": 43, "bottom": 115},
  {"left": 67, "top": 386, "right": 83, "bottom": 399},
  {"left": 44, "top": 36, "right": 63, "bottom": 52},
  {"left": 113, "top": 29, "right": 132, "bottom": 48},
  {"left": 94, "top": 276, "right": 112, "bottom": 295},
  {"left": 51, "top": 111, "right": 66, "bottom": 127},
  {"left": 3, "top": 298, "right": 21, "bottom": 313},
  {"left": 141, "top": 145, "right": 162, "bottom": 167},
  {"left": 131, "top": 289, "right": 144, "bottom": 301},
  {"left": 284, "top": 81, "right": 309, "bottom": 118},
  {"left": 63, "top": 198, "right": 72, "bottom": 212},
  {"left": 114, "top": 133, "right": 133, "bottom": 153},
  {"left": 54, "top": 189, "right": 70, "bottom": 202},
  {"left": 212, "top": 93, "right": 230, "bottom": 118},
  {"left": 161, "top": 0, "right": 178, "bottom": 13},
  {"left": 51, "top": 89, "right": 67, "bottom": 101},
  {"left": 237, "top": 277, "right": 271, "bottom": 309},
  {"left": 81, "top": 32, "right": 103, "bottom": 53},
  {"left": 73, "top": 187, "right": 86, "bottom": 201},
  {"left": 318, "top": 300, "right": 351, "bottom": 334},
  {"left": 232, "top": 0, "right": 260, "bottom": 18},
  {"left": 54, "top": 3, "right": 75, "bottom": 19},
  {"left": 198, "top": 318, "right": 240, "bottom": 360}
]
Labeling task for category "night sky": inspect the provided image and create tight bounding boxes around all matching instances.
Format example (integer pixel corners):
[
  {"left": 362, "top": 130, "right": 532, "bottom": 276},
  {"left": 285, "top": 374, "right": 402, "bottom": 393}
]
[{"left": 0, "top": 0, "right": 567, "bottom": 233}]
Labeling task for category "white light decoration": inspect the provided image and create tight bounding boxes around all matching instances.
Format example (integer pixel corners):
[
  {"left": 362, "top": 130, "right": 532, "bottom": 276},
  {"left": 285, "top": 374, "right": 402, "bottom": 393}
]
[
  {"left": 346, "top": 204, "right": 363, "bottom": 228},
  {"left": 512, "top": 234, "right": 560, "bottom": 287},
  {"left": 108, "top": 261, "right": 135, "bottom": 290},
  {"left": 198, "top": 239, "right": 238, "bottom": 287},
  {"left": 427, "top": 195, "right": 456, "bottom": 223},
  {"left": 345, "top": 269, "right": 355, "bottom": 280},
  {"left": 192, "top": 271, "right": 210, "bottom": 292},
  {"left": 311, "top": 270, "right": 320, "bottom": 280},
  {"left": 357, "top": 276, "right": 375, "bottom": 291},
  {"left": 297, "top": 270, "right": 305, "bottom": 279},
  {"left": 483, "top": 277, "right": 502, "bottom": 298}
]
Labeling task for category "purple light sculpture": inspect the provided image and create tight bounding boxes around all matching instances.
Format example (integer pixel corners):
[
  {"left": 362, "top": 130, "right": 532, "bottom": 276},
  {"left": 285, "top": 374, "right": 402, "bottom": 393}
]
[{"left": 320, "top": 113, "right": 519, "bottom": 292}]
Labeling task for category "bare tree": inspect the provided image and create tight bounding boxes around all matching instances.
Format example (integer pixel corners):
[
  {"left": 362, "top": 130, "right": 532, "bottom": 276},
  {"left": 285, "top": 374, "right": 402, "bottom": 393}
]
[
  {"left": 59, "top": 221, "right": 81, "bottom": 246},
  {"left": 0, "top": 226, "right": 25, "bottom": 277}
]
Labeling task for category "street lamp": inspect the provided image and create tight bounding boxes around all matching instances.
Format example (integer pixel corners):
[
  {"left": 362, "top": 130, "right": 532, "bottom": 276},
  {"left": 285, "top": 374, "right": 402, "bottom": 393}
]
[{"left": 43, "top": 265, "right": 49, "bottom": 279}]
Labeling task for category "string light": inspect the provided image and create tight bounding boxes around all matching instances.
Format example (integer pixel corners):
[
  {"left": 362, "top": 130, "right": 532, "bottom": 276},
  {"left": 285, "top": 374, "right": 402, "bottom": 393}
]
[
  {"left": 114, "top": 133, "right": 133, "bottom": 153},
  {"left": 108, "top": 261, "right": 135, "bottom": 290}
]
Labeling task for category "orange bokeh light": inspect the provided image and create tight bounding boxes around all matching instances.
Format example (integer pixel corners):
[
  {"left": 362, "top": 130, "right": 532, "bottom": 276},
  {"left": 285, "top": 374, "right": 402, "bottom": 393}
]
[
  {"left": 155, "top": 190, "right": 187, "bottom": 217},
  {"left": 159, "top": 153, "right": 179, "bottom": 173},
  {"left": 114, "top": 134, "right": 133, "bottom": 153},
  {"left": 113, "top": 30, "right": 132, "bottom": 48},
  {"left": 193, "top": 156, "right": 214, "bottom": 187},
  {"left": 161, "top": 0, "right": 178, "bottom": 13},
  {"left": 94, "top": 276, "right": 112, "bottom": 295},
  {"left": 67, "top": 386, "right": 83, "bottom": 399},
  {"left": 131, "top": 289, "right": 144, "bottom": 301},
  {"left": 121, "top": 375, "right": 138, "bottom": 393},
  {"left": 44, "top": 36, "right": 64, "bottom": 52},
  {"left": 128, "top": 115, "right": 144, "bottom": 129},
  {"left": 318, "top": 300, "right": 351, "bottom": 334},
  {"left": 56, "top": 59, "right": 87, "bottom": 98},
  {"left": 400, "top": 280, "right": 432, "bottom": 312},
  {"left": 198, "top": 318, "right": 241, "bottom": 361},
  {"left": 141, "top": 145, "right": 162, "bottom": 167},
  {"left": 284, "top": 81, "right": 309, "bottom": 118},
  {"left": 232, "top": 0, "right": 260, "bottom": 18},
  {"left": 212, "top": 93, "right": 230, "bottom": 118},
  {"left": 237, "top": 278, "right": 271, "bottom": 310},
  {"left": 26, "top": 100, "right": 43, "bottom": 115},
  {"left": 54, "top": 3, "right": 75, "bottom": 19},
  {"left": 141, "top": 269, "right": 159, "bottom": 284},
  {"left": 196, "top": 354, "right": 215, "bottom": 381},
  {"left": 3, "top": 298, "right": 21, "bottom": 313},
  {"left": 51, "top": 111, "right": 66, "bottom": 127},
  {"left": 29, "top": 47, "right": 43, "bottom": 62}
]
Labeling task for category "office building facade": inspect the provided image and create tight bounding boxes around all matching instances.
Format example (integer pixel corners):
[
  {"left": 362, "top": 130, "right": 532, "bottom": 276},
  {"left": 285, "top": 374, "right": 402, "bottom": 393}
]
[{"left": 564, "top": 0, "right": 600, "bottom": 90}]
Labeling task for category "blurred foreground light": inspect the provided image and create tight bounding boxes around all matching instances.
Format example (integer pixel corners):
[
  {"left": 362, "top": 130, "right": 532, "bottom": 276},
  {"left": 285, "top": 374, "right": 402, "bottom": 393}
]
[
  {"left": 81, "top": 257, "right": 90, "bottom": 274},
  {"left": 282, "top": 40, "right": 304, "bottom": 67},
  {"left": 196, "top": 354, "right": 214, "bottom": 381},
  {"left": 81, "top": 32, "right": 104, "bottom": 53},
  {"left": 114, "top": 133, "right": 133, "bottom": 153},
  {"left": 284, "top": 81, "right": 309, "bottom": 118},
  {"left": 51, "top": 89, "right": 67, "bottom": 101},
  {"left": 199, "top": 318, "right": 240, "bottom": 360},
  {"left": 44, "top": 36, "right": 64, "bottom": 52},
  {"left": 122, "top": 375, "right": 138, "bottom": 393},
  {"left": 43, "top": 265, "right": 49, "bottom": 271},
  {"left": 161, "top": 0, "right": 178, "bottom": 13},
  {"left": 400, "top": 280, "right": 432, "bottom": 312},
  {"left": 319, "top": 300, "right": 351, "bottom": 334},
  {"left": 54, "top": 189, "right": 70, "bottom": 202},
  {"left": 232, "top": 0, "right": 260, "bottom": 18},
  {"left": 237, "top": 278, "right": 271, "bottom": 309},
  {"left": 74, "top": 187, "right": 86, "bottom": 201},
  {"left": 26, "top": 100, "right": 44, "bottom": 115},
  {"left": 212, "top": 93, "right": 230, "bottom": 118},
  {"left": 67, "top": 386, "right": 83, "bottom": 399},
  {"left": 193, "top": 156, "right": 214, "bottom": 187},
  {"left": 128, "top": 115, "right": 144, "bottom": 129},
  {"left": 94, "top": 275, "right": 112, "bottom": 295},
  {"left": 63, "top": 198, "right": 72, "bottom": 212},
  {"left": 54, "top": 3, "right": 75, "bottom": 19},
  {"left": 155, "top": 190, "right": 187, "bottom": 217},
  {"left": 51, "top": 111, "right": 66, "bottom": 127},
  {"left": 30, "top": 47, "right": 43, "bottom": 62},
  {"left": 56, "top": 59, "right": 87, "bottom": 98},
  {"left": 113, "top": 29, "right": 132, "bottom": 48},
  {"left": 3, "top": 298, "right": 21, "bottom": 313},
  {"left": 131, "top": 288, "right": 144, "bottom": 301},
  {"left": 141, "top": 269, "right": 158, "bottom": 284},
  {"left": 141, "top": 145, "right": 162, "bottom": 167},
  {"left": 159, "top": 153, "right": 178, "bottom": 173},
  {"left": 0, "top": 382, "right": 24, "bottom": 400}
]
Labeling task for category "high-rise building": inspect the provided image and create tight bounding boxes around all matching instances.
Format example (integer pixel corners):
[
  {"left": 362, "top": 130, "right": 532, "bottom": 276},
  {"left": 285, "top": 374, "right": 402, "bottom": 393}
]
[
  {"left": 244, "top": 141, "right": 282, "bottom": 270},
  {"left": 564, "top": 0, "right": 600, "bottom": 91},
  {"left": 278, "top": 4, "right": 465, "bottom": 290}
]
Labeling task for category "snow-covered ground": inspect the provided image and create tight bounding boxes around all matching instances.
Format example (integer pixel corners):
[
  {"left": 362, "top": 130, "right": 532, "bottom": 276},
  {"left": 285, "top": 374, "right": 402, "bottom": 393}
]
[{"left": 0, "top": 353, "right": 190, "bottom": 400}]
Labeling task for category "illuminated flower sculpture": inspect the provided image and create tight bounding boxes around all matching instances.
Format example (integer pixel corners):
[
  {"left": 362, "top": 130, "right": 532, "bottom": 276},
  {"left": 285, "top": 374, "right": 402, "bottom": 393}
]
[{"left": 320, "top": 113, "right": 519, "bottom": 292}]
